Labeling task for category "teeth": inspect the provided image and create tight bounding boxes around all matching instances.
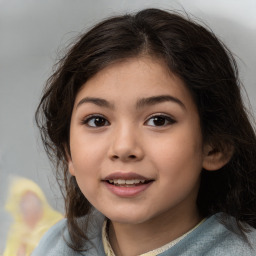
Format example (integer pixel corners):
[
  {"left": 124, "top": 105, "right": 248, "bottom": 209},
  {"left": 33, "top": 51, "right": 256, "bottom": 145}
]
[
  {"left": 108, "top": 179, "right": 146, "bottom": 185},
  {"left": 117, "top": 179, "right": 125, "bottom": 185}
]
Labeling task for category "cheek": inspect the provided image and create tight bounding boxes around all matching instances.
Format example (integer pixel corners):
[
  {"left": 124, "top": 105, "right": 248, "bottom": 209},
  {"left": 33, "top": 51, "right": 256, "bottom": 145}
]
[
  {"left": 70, "top": 132, "right": 105, "bottom": 170},
  {"left": 152, "top": 145, "right": 202, "bottom": 207},
  {"left": 73, "top": 162, "right": 100, "bottom": 205},
  {"left": 147, "top": 129, "right": 204, "bottom": 186},
  {"left": 70, "top": 145, "right": 105, "bottom": 200},
  {"left": 149, "top": 134, "right": 203, "bottom": 168},
  {"left": 71, "top": 150, "right": 99, "bottom": 182}
]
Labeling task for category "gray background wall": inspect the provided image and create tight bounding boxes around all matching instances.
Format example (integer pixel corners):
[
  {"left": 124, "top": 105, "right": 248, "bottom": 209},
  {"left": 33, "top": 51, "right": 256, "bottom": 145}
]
[{"left": 0, "top": 0, "right": 255, "bottom": 252}]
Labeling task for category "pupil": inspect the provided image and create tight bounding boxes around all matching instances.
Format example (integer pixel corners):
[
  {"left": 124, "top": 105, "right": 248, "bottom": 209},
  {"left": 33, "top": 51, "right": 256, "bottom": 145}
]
[
  {"left": 153, "top": 117, "right": 165, "bottom": 126},
  {"left": 95, "top": 117, "right": 105, "bottom": 126}
]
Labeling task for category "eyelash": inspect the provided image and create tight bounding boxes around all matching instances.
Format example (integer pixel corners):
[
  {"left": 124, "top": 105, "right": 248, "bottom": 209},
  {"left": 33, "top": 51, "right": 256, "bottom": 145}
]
[
  {"left": 81, "top": 114, "right": 176, "bottom": 128},
  {"left": 145, "top": 114, "right": 176, "bottom": 127},
  {"left": 81, "top": 114, "right": 109, "bottom": 128}
]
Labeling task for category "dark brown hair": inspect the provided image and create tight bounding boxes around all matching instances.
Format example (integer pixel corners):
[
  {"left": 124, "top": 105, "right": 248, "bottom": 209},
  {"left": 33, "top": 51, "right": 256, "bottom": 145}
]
[{"left": 35, "top": 8, "right": 256, "bottom": 251}]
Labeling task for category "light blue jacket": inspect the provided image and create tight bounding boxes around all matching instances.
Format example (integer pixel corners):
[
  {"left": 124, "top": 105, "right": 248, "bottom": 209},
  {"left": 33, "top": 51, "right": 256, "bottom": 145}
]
[{"left": 32, "top": 212, "right": 256, "bottom": 256}]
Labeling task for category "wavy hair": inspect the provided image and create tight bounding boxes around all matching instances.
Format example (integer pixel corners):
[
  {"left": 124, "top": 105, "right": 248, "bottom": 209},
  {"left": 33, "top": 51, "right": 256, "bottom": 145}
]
[{"left": 35, "top": 8, "right": 256, "bottom": 251}]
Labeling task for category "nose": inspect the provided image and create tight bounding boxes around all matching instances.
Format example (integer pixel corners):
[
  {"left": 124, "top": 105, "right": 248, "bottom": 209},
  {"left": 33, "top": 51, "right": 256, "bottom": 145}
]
[{"left": 108, "top": 124, "right": 144, "bottom": 162}]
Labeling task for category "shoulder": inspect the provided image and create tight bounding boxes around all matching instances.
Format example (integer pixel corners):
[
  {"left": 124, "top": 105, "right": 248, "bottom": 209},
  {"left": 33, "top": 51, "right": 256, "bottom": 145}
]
[
  {"left": 205, "top": 219, "right": 256, "bottom": 256},
  {"left": 31, "top": 210, "right": 106, "bottom": 256},
  {"left": 161, "top": 214, "right": 256, "bottom": 256}
]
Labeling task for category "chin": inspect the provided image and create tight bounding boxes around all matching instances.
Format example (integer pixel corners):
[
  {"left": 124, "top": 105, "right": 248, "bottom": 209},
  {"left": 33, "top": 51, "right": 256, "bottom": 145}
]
[{"left": 104, "top": 210, "right": 152, "bottom": 225}]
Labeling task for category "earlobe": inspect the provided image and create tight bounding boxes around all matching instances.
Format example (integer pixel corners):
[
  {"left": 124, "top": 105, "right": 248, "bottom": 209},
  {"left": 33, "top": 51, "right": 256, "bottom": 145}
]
[
  {"left": 202, "top": 144, "right": 234, "bottom": 171},
  {"left": 64, "top": 145, "right": 75, "bottom": 176},
  {"left": 68, "top": 160, "right": 75, "bottom": 176}
]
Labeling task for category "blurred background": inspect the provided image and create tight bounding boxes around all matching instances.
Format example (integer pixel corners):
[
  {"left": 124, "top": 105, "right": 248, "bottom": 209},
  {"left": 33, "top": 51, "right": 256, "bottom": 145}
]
[{"left": 0, "top": 0, "right": 255, "bottom": 254}]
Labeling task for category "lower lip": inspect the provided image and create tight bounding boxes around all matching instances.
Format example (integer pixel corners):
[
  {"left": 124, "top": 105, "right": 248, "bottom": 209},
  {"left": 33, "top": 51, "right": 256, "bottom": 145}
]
[{"left": 104, "top": 181, "right": 153, "bottom": 197}]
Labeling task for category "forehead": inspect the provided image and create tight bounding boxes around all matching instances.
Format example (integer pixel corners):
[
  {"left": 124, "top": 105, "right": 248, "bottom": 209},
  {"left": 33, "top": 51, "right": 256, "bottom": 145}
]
[{"left": 74, "top": 57, "right": 196, "bottom": 111}]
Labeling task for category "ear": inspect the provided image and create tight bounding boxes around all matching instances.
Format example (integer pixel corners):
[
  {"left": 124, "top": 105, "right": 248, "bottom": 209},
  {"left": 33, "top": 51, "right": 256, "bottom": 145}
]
[
  {"left": 68, "top": 159, "right": 75, "bottom": 176},
  {"left": 202, "top": 144, "right": 234, "bottom": 171},
  {"left": 64, "top": 145, "right": 75, "bottom": 176}
]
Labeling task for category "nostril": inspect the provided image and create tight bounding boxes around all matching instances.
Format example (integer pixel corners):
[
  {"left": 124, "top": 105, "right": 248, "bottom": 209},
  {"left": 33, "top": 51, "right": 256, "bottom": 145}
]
[{"left": 110, "top": 154, "right": 139, "bottom": 161}]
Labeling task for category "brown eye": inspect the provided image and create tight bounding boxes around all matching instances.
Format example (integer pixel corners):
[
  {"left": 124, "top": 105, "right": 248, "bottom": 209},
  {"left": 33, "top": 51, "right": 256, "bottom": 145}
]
[
  {"left": 83, "top": 115, "right": 109, "bottom": 127},
  {"left": 152, "top": 116, "right": 165, "bottom": 126},
  {"left": 145, "top": 115, "right": 176, "bottom": 127}
]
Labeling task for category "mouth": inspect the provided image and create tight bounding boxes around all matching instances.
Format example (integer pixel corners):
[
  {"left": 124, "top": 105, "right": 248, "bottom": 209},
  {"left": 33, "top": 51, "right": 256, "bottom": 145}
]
[
  {"left": 103, "top": 172, "right": 154, "bottom": 187},
  {"left": 106, "top": 179, "right": 152, "bottom": 187},
  {"left": 102, "top": 172, "right": 154, "bottom": 197}
]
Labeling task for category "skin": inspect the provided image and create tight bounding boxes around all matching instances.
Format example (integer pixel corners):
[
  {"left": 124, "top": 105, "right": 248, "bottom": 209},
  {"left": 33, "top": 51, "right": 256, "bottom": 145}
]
[
  {"left": 19, "top": 191, "right": 43, "bottom": 229},
  {"left": 68, "top": 56, "right": 225, "bottom": 255}
]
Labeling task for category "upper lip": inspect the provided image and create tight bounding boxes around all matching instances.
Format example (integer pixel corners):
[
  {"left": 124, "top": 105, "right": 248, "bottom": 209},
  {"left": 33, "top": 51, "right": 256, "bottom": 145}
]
[{"left": 103, "top": 172, "right": 152, "bottom": 181}]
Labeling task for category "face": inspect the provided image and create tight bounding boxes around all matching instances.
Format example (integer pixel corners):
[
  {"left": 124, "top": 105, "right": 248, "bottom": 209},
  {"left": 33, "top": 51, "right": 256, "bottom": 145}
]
[
  {"left": 20, "top": 191, "right": 43, "bottom": 228},
  {"left": 68, "top": 57, "right": 208, "bottom": 225}
]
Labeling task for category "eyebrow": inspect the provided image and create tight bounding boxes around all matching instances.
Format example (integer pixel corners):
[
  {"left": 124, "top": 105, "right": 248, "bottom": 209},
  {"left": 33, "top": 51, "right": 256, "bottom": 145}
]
[
  {"left": 136, "top": 95, "right": 185, "bottom": 110},
  {"left": 76, "top": 95, "right": 185, "bottom": 110},
  {"left": 76, "top": 97, "right": 114, "bottom": 109}
]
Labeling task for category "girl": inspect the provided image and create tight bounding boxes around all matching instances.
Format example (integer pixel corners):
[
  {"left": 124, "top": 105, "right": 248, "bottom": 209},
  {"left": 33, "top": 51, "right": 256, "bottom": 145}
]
[{"left": 33, "top": 8, "right": 256, "bottom": 256}]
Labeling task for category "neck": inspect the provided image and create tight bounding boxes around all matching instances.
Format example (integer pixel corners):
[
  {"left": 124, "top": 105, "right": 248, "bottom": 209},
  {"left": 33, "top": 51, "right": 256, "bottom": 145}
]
[{"left": 109, "top": 207, "right": 202, "bottom": 256}]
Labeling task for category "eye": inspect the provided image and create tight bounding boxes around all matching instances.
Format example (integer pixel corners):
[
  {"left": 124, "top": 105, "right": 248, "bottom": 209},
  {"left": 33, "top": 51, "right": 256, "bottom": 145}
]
[
  {"left": 82, "top": 115, "right": 110, "bottom": 127},
  {"left": 145, "top": 114, "right": 176, "bottom": 127}
]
